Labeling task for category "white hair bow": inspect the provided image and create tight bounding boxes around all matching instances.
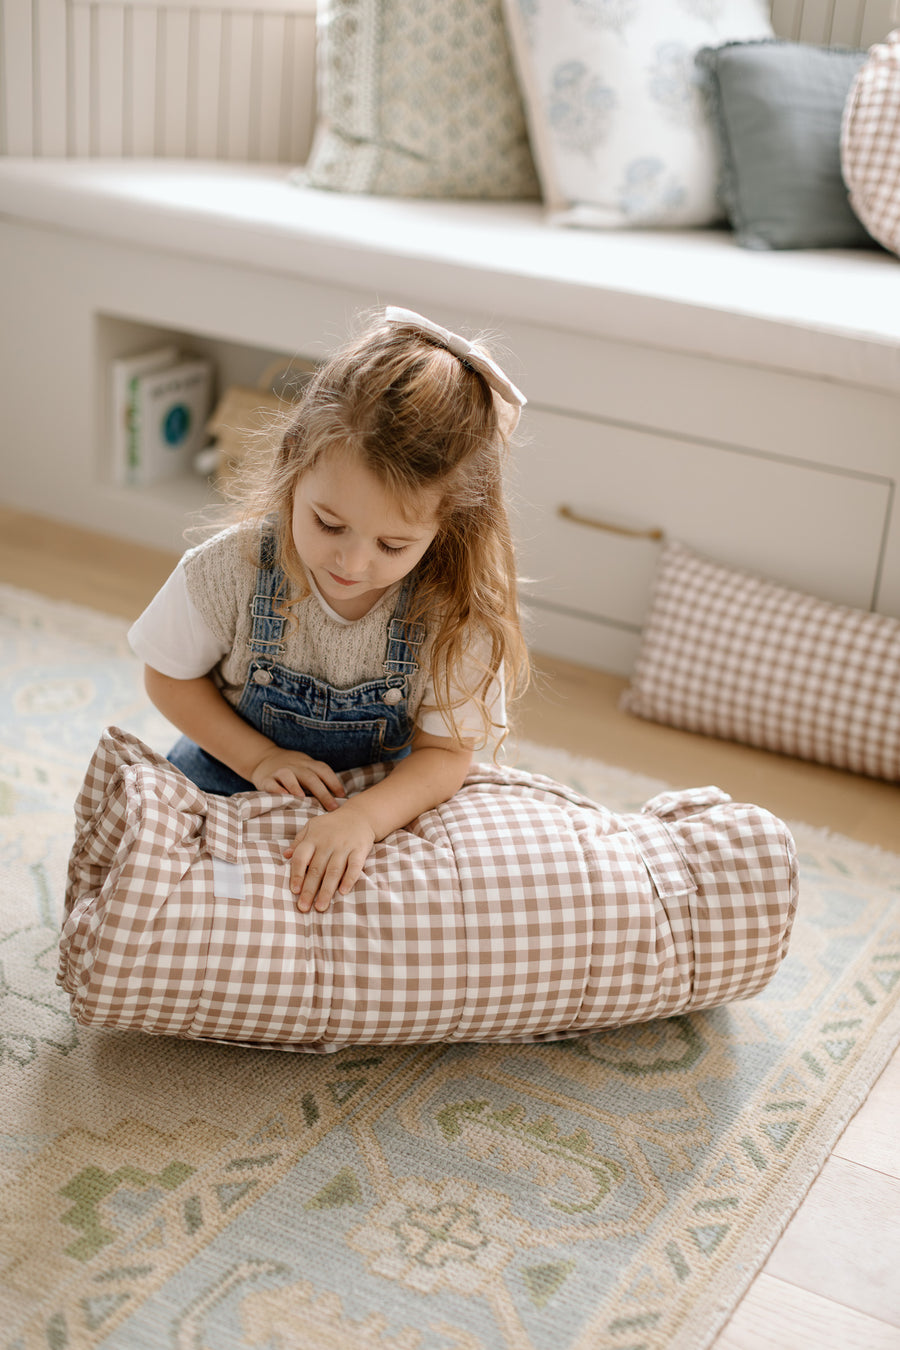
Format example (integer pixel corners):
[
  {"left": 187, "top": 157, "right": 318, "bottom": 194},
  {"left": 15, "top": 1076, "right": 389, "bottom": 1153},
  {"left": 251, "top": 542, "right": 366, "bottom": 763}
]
[{"left": 384, "top": 306, "right": 526, "bottom": 431}]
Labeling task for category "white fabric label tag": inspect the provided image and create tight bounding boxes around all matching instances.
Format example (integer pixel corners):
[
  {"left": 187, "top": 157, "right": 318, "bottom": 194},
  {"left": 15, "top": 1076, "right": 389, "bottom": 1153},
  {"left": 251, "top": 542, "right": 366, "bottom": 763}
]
[{"left": 212, "top": 856, "right": 246, "bottom": 901}]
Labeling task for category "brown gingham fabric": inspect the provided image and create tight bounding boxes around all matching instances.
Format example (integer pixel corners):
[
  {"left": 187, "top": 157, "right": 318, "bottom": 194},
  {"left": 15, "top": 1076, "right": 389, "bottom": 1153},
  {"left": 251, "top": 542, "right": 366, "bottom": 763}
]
[
  {"left": 623, "top": 541, "right": 900, "bottom": 782},
  {"left": 841, "top": 28, "right": 900, "bottom": 256},
  {"left": 58, "top": 726, "right": 798, "bottom": 1052}
]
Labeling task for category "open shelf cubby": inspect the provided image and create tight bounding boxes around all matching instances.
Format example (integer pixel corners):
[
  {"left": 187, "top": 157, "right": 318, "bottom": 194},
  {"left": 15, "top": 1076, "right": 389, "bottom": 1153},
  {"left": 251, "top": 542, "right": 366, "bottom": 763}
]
[{"left": 94, "top": 311, "right": 314, "bottom": 546}]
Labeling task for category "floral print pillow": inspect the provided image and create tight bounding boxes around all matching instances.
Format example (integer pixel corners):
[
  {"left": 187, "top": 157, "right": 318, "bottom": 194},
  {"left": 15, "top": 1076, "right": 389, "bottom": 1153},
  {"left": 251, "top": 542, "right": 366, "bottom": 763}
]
[
  {"left": 304, "top": 0, "right": 539, "bottom": 199},
  {"left": 502, "top": 0, "right": 773, "bottom": 227}
]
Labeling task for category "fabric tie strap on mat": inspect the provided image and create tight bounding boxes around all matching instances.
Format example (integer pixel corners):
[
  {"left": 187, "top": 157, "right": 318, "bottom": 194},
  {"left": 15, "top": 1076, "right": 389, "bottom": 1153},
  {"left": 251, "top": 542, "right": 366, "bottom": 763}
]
[{"left": 58, "top": 727, "right": 799, "bottom": 1052}]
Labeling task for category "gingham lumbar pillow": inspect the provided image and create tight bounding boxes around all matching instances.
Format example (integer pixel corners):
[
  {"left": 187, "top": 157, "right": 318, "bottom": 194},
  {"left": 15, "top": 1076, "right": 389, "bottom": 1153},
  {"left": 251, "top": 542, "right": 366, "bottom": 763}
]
[
  {"left": 622, "top": 541, "right": 900, "bottom": 781},
  {"left": 841, "top": 28, "right": 900, "bottom": 255}
]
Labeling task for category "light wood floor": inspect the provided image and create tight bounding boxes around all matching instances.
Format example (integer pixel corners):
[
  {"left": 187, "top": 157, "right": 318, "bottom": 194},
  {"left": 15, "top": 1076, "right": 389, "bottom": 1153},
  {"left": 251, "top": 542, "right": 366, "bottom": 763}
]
[{"left": 2, "top": 505, "right": 899, "bottom": 1348}]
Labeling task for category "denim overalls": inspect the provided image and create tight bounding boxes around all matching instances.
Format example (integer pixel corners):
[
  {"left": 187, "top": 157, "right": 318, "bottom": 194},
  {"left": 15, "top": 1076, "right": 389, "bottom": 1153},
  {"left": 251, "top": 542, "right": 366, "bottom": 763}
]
[{"left": 168, "top": 534, "right": 426, "bottom": 796}]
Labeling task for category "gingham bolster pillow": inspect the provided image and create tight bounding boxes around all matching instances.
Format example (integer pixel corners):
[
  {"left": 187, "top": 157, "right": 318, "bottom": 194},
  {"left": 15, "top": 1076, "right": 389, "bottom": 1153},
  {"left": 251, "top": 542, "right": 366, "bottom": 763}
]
[{"left": 58, "top": 727, "right": 799, "bottom": 1052}]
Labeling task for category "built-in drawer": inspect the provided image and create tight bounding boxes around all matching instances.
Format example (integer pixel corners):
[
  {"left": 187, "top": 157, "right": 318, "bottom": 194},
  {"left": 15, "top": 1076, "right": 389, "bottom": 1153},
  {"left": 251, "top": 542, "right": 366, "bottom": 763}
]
[{"left": 513, "top": 407, "right": 891, "bottom": 658}]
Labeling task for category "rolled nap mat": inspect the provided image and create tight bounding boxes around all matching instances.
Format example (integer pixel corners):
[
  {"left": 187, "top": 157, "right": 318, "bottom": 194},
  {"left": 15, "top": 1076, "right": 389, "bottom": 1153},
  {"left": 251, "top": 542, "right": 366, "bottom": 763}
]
[{"left": 58, "top": 727, "right": 799, "bottom": 1053}]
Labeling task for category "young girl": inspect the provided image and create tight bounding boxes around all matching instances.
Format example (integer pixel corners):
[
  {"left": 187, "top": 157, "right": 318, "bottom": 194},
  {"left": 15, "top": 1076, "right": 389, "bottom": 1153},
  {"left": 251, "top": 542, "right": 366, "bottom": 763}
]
[{"left": 129, "top": 307, "right": 529, "bottom": 914}]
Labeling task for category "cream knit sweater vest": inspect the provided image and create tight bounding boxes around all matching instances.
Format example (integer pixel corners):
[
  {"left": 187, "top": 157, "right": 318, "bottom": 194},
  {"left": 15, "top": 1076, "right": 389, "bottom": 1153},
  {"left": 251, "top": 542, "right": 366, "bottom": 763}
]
[{"left": 182, "top": 525, "right": 430, "bottom": 713}]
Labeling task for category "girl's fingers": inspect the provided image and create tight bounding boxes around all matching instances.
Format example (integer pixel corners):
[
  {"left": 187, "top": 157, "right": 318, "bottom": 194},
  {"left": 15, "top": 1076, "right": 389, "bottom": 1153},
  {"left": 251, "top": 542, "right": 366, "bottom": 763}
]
[
  {"left": 292, "top": 848, "right": 356, "bottom": 912},
  {"left": 289, "top": 836, "right": 334, "bottom": 907},
  {"left": 253, "top": 753, "right": 346, "bottom": 803},
  {"left": 266, "top": 771, "right": 334, "bottom": 808},
  {"left": 306, "top": 783, "right": 339, "bottom": 811},
  {"left": 291, "top": 851, "right": 320, "bottom": 910},
  {"left": 283, "top": 825, "right": 307, "bottom": 861},
  {"left": 338, "top": 854, "right": 366, "bottom": 895},
  {"left": 308, "top": 761, "right": 346, "bottom": 800},
  {"left": 286, "top": 766, "right": 342, "bottom": 810},
  {"left": 318, "top": 851, "right": 358, "bottom": 910}
]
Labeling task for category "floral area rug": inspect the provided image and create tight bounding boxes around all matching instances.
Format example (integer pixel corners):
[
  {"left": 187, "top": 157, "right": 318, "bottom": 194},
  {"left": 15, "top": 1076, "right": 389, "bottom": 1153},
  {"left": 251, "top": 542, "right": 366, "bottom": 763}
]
[{"left": 2, "top": 582, "right": 899, "bottom": 1350}]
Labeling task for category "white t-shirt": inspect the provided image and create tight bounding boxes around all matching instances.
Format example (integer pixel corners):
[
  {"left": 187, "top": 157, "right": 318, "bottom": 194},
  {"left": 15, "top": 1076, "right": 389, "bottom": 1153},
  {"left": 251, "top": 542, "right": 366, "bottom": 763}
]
[{"left": 128, "top": 527, "right": 505, "bottom": 745}]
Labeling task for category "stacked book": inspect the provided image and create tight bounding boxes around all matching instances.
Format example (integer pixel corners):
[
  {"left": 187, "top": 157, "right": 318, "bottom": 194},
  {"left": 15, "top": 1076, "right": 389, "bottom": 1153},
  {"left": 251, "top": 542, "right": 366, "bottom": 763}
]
[{"left": 111, "top": 347, "right": 214, "bottom": 486}]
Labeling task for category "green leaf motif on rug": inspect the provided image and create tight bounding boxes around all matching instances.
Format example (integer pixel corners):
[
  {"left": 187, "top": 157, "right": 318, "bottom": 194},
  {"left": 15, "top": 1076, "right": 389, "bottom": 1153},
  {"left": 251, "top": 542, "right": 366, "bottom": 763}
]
[
  {"left": 521, "top": 1259, "right": 577, "bottom": 1308},
  {"left": 329, "top": 1077, "right": 369, "bottom": 1105},
  {"left": 45, "top": 1311, "right": 67, "bottom": 1350},
  {"left": 875, "top": 967, "right": 900, "bottom": 993},
  {"left": 81, "top": 1291, "right": 132, "bottom": 1332},
  {"left": 689, "top": 1222, "right": 729, "bottom": 1255},
  {"left": 563, "top": 1015, "right": 708, "bottom": 1076},
  {"left": 60, "top": 1160, "right": 195, "bottom": 1260},
  {"left": 437, "top": 1100, "right": 625, "bottom": 1214},
  {"left": 305, "top": 1167, "right": 364, "bottom": 1210},
  {"left": 762, "top": 1119, "right": 799, "bottom": 1150},
  {"left": 216, "top": 1180, "right": 258, "bottom": 1212}
]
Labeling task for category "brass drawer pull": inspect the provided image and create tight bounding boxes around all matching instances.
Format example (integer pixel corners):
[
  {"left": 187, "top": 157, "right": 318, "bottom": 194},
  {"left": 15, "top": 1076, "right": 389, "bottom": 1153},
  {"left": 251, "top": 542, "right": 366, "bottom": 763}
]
[{"left": 557, "top": 505, "right": 664, "bottom": 541}]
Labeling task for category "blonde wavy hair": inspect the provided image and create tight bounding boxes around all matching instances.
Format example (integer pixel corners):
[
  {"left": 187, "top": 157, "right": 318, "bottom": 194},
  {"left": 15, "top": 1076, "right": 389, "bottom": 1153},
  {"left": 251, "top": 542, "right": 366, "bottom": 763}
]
[{"left": 231, "top": 311, "right": 530, "bottom": 749}]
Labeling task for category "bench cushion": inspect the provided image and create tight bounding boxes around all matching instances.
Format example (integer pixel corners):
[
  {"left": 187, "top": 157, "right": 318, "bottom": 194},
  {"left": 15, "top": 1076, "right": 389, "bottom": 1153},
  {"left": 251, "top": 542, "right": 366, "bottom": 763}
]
[{"left": 1, "top": 157, "right": 899, "bottom": 392}]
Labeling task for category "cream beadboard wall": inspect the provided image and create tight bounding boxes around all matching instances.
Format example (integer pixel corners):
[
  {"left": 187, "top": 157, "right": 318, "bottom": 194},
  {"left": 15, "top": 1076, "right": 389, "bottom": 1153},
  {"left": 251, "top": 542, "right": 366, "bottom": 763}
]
[
  {"left": 0, "top": 0, "right": 897, "bottom": 162},
  {"left": 0, "top": 0, "right": 316, "bottom": 160}
]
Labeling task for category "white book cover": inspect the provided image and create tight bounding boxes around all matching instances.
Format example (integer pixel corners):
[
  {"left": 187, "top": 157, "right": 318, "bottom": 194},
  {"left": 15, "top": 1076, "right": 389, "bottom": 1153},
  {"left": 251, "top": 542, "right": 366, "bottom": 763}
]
[
  {"left": 110, "top": 346, "right": 178, "bottom": 485},
  {"left": 128, "top": 357, "right": 214, "bottom": 486}
]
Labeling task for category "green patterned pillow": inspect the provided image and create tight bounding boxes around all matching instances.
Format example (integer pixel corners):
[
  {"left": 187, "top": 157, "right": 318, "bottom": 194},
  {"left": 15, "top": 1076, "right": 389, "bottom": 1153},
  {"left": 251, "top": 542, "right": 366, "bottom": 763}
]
[{"left": 302, "top": 0, "right": 540, "bottom": 199}]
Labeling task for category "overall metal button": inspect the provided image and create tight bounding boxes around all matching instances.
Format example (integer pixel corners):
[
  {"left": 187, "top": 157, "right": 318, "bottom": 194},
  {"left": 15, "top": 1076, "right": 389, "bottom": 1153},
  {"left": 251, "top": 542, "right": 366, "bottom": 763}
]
[
  {"left": 382, "top": 687, "right": 403, "bottom": 706},
  {"left": 252, "top": 668, "right": 273, "bottom": 686}
]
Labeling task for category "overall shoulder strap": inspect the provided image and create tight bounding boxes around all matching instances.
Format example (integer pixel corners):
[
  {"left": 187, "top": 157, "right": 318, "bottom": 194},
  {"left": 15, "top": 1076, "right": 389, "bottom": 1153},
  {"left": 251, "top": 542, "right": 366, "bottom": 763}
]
[
  {"left": 248, "top": 530, "right": 287, "bottom": 664},
  {"left": 383, "top": 577, "right": 426, "bottom": 680}
]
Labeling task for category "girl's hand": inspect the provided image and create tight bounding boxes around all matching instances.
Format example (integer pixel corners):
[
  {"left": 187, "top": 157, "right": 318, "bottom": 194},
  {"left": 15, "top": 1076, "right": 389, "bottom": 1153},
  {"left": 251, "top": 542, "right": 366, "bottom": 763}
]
[
  {"left": 284, "top": 805, "right": 376, "bottom": 912},
  {"left": 250, "top": 748, "right": 346, "bottom": 810}
]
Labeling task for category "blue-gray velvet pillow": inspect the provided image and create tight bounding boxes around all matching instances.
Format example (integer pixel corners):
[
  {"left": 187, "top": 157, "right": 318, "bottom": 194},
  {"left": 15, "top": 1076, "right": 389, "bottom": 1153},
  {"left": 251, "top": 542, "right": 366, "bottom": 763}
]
[{"left": 697, "top": 39, "right": 875, "bottom": 249}]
